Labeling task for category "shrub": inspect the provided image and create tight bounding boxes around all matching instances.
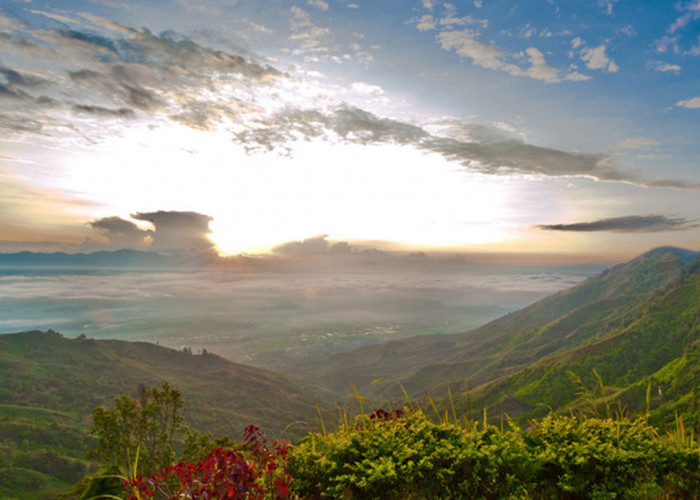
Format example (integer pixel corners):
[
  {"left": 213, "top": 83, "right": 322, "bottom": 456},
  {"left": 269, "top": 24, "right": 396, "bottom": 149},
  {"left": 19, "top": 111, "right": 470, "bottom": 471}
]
[
  {"left": 125, "top": 425, "right": 292, "bottom": 499},
  {"left": 289, "top": 410, "right": 700, "bottom": 499}
]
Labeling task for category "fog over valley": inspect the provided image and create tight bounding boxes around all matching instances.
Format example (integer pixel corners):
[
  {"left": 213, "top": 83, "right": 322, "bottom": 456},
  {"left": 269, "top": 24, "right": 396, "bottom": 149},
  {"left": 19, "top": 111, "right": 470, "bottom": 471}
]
[{"left": 0, "top": 260, "right": 600, "bottom": 370}]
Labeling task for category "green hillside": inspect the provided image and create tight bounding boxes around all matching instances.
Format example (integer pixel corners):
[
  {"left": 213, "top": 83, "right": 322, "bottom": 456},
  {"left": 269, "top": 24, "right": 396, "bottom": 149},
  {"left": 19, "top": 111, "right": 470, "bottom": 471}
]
[
  {"left": 0, "top": 331, "right": 325, "bottom": 497},
  {"left": 284, "top": 247, "right": 699, "bottom": 430},
  {"left": 288, "top": 247, "right": 696, "bottom": 395},
  {"left": 466, "top": 251, "right": 700, "bottom": 427}
]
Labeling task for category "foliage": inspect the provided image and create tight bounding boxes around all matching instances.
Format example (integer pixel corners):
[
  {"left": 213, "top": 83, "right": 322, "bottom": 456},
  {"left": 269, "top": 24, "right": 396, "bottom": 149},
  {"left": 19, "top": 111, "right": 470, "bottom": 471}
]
[
  {"left": 89, "top": 382, "right": 185, "bottom": 478},
  {"left": 56, "top": 464, "right": 124, "bottom": 500},
  {"left": 125, "top": 425, "right": 292, "bottom": 499},
  {"left": 179, "top": 428, "right": 243, "bottom": 464},
  {"left": 289, "top": 409, "right": 700, "bottom": 499}
]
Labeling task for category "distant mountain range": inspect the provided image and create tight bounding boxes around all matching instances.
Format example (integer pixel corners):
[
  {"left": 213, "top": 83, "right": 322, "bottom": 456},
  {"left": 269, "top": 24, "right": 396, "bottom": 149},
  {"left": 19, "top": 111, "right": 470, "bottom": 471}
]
[
  {"left": 285, "top": 246, "right": 699, "bottom": 429},
  {"left": 0, "top": 249, "right": 173, "bottom": 268}
]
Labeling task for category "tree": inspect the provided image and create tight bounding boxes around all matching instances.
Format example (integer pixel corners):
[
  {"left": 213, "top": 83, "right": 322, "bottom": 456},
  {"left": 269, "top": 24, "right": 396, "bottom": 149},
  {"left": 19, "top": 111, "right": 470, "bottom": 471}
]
[{"left": 89, "top": 382, "right": 184, "bottom": 477}]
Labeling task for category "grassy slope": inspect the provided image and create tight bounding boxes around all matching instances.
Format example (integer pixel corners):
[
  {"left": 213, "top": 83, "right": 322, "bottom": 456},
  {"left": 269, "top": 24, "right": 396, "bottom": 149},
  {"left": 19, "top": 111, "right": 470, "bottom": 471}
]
[
  {"left": 465, "top": 256, "right": 700, "bottom": 427},
  {"left": 290, "top": 247, "right": 698, "bottom": 401},
  {"left": 0, "top": 331, "right": 326, "bottom": 497},
  {"left": 0, "top": 331, "right": 325, "bottom": 437}
]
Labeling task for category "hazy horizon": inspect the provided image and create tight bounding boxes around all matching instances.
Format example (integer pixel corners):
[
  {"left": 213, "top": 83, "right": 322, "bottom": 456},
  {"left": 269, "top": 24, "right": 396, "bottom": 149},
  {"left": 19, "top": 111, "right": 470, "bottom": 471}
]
[{"left": 0, "top": 256, "right": 605, "bottom": 367}]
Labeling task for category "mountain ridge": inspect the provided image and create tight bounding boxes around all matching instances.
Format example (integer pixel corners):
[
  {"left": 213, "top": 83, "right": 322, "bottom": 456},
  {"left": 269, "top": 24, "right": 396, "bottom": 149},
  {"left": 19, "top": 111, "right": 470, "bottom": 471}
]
[
  {"left": 0, "top": 329, "right": 325, "bottom": 437},
  {"left": 280, "top": 247, "right": 699, "bottom": 427}
]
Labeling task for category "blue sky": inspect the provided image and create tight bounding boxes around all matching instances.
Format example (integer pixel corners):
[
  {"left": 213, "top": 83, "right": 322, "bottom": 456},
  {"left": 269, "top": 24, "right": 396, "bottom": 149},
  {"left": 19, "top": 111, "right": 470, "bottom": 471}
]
[{"left": 0, "top": 0, "right": 698, "bottom": 259}]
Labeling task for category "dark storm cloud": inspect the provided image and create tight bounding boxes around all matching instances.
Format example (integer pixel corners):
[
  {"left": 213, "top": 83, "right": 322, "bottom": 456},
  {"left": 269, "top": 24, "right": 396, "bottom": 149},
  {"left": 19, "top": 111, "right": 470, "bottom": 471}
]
[
  {"left": 535, "top": 215, "right": 698, "bottom": 233},
  {"left": 0, "top": 66, "right": 46, "bottom": 88},
  {"left": 86, "top": 211, "right": 217, "bottom": 253},
  {"left": 131, "top": 211, "right": 214, "bottom": 253},
  {"left": 0, "top": 64, "right": 47, "bottom": 102},
  {"left": 89, "top": 216, "right": 151, "bottom": 247},
  {"left": 59, "top": 29, "right": 119, "bottom": 53},
  {"left": 73, "top": 104, "right": 135, "bottom": 117},
  {"left": 0, "top": 83, "right": 30, "bottom": 100}
]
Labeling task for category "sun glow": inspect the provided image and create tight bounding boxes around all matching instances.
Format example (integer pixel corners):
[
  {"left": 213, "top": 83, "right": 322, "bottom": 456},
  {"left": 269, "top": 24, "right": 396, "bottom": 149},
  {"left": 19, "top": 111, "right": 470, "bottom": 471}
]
[
  {"left": 206, "top": 140, "right": 519, "bottom": 254},
  {"left": 35, "top": 119, "right": 522, "bottom": 255}
]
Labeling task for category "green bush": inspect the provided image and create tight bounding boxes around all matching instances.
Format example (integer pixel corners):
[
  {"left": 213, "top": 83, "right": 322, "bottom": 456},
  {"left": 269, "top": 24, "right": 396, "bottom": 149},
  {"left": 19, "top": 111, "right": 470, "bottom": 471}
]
[{"left": 289, "top": 410, "right": 700, "bottom": 499}]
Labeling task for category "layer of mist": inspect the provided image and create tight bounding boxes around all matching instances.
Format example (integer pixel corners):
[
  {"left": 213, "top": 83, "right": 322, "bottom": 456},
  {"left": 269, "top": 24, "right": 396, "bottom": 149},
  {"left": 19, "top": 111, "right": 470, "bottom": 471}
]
[{"left": 0, "top": 261, "right": 603, "bottom": 371}]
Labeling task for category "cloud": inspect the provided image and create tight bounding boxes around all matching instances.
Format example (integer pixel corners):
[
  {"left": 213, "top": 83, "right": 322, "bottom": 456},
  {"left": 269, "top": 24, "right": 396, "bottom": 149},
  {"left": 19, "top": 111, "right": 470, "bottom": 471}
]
[
  {"left": 676, "top": 96, "right": 700, "bottom": 109},
  {"left": 618, "top": 25, "right": 636, "bottom": 37},
  {"left": 597, "top": 0, "right": 620, "bottom": 15},
  {"left": 169, "top": 101, "right": 227, "bottom": 130},
  {"left": 89, "top": 216, "right": 151, "bottom": 247},
  {"left": 415, "top": 14, "right": 436, "bottom": 32},
  {"left": 289, "top": 6, "right": 331, "bottom": 53},
  {"left": 30, "top": 9, "right": 81, "bottom": 24},
  {"left": 0, "top": 65, "right": 49, "bottom": 102},
  {"left": 0, "top": 66, "right": 47, "bottom": 88},
  {"left": 68, "top": 68, "right": 166, "bottom": 111},
  {"left": 59, "top": 28, "right": 119, "bottom": 53},
  {"left": 272, "top": 235, "right": 351, "bottom": 256},
  {"left": 437, "top": 4, "right": 484, "bottom": 28},
  {"left": 580, "top": 44, "right": 618, "bottom": 72},
  {"left": 86, "top": 211, "right": 221, "bottom": 254},
  {"left": 307, "top": 0, "right": 329, "bottom": 11},
  {"left": 668, "top": 0, "right": 700, "bottom": 34},
  {"left": 72, "top": 104, "right": 136, "bottom": 117},
  {"left": 0, "top": 113, "right": 44, "bottom": 134},
  {"left": 423, "top": 136, "right": 614, "bottom": 179},
  {"left": 234, "top": 105, "right": 427, "bottom": 151},
  {"left": 232, "top": 104, "right": 700, "bottom": 189},
  {"left": 563, "top": 71, "right": 592, "bottom": 82},
  {"left": 654, "top": 1, "right": 700, "bottom": 54},
  {"left": 654, "top": 35, "right": 680, "bottom": 54},
  {"left": 535, "top": 215, "right": 698, "bottom": 233},
  {"left": 521, "top": 47, "right": 559, "bottom": 83},
  {"left": 351, "top": 82, "right": 385, "bottom": 95},
  {"left": 131, "top": 211, "right": 214, "bottom": 253},
  {"left": 438, "top": 29, "right": 507, "bottom": 71},
  {"left": 0, "top": 15, "right": 282, "bottom": 139},
  {"left": 437, "top": 30, "right": 583, "bottom": 83},
  {"left": 647, "top": 61, "right": 682, "bottom": 73}
]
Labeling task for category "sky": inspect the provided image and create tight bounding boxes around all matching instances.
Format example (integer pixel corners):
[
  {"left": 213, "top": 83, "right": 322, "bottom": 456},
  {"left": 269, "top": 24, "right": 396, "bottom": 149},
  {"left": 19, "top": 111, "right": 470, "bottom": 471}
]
[{"left": 1, "top": 0, "right": 699, "bottom": 260}]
